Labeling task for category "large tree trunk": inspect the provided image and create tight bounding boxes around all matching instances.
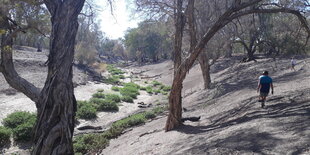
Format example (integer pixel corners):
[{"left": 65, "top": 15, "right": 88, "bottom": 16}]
[
  {"left": 198, "top": 52, "right": 211, "bottom": 89},
  {"left": 32, "top": 1, "right": 84, "bottom": 154},
  {"left": 165, "top": 0, "right": 184, "bottom": 131}
]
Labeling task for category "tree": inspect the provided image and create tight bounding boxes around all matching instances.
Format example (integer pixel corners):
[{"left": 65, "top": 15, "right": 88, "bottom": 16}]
[
  {"left": 0, "top": 0, "right": 85, "bottom": 154},
  {"left": 165, "top": 0, "right": 310, "bottom": 131}
]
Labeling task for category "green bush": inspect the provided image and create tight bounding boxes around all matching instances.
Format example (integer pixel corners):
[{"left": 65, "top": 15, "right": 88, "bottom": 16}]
[
  {"left": 140, "top": 87, "right": 146, "bottom": 90},
  {"left": 97, "top": 99, "right": 119, "bottom": 111},
  {"left": 76, "top": 103, "right": 97, "bottom": 119},
  {"left": 121, "top": 96, "right": 134, "bottom": 103},
  {"left": 120, "top": 84, "right": 140, "bottom": 99},
  {"left": 12, "top": 121, "right": 34, "bottom": 141},
  {"left": 2, "top": 111, "right": 36, "bottom": 142},
  {"left": 107, "top": 65, "right": 125, "bottom": 75},
  {"left": 111, "top": 86, "right": 120, "bottom": 91},
  {"left": 152, "top": 80, "right": 162, "bottom": 87},
  {"left": 74, "top": 134, "right": 109, "bottom": 154},
  {"left": 118, "top": 75, "right": 125, "bottom": 79},
  {"left": 104, "top": 76, "right": 120, "bottom": 85},
  {"left": 146, "top": 86, "right": 153, "bottom": 94},
  {"left": 144, "top": 111, "right": 156, "bottom": 119},
  {"left": 162, "top": 86, "right": 171, "bottom": 92},
  {"left": 0, "top": 126, "right": 11, "bottom": 147},
  {"left": 92, "top": 92, "right": 105, "bottom": 99},
  {"left": 154, "top": 89, "right": 161, "bottom": 95},
  {"left": 105, "top": 94, "right": 121, "bottom": 103},
  {"left": 3, "top": 111, "right": 36, "bottom": 129},
  {"left": 124, "top": 82, "right": 140, "bottom": 89}
]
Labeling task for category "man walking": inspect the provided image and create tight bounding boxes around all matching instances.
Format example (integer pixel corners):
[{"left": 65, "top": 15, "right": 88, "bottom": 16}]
[{"left": 257, "top": 71, "right": 274, "bottom": 108}]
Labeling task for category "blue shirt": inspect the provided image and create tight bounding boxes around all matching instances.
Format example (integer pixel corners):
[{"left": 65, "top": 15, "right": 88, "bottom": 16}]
[{"left": 259, "top": 75, "right": 272, "bottom": 93}]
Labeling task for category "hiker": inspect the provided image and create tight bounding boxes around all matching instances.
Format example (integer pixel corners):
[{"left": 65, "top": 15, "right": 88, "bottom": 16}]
[
  {"left": 257, "top": 71, "right": 274, "bottom": 108},
  {"left": 291, "top": 57, "right": 297, "bottom": 71}
]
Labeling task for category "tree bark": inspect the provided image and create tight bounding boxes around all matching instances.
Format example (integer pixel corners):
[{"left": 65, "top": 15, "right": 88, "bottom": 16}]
[
  {"left": 165, "top": 0, "right": 184, "bottom": 131},
  {"left": 32, "top": 1, "right": 84, "bottom": 154},
  {"left": 198, "top": 52, "right": 211, "bottom": 89}
]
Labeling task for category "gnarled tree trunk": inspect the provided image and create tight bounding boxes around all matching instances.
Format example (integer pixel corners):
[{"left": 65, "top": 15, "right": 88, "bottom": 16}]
[
  {"left": 198, "top": 52, "right": 211, "bottom": 89},
  {"left": 32, "top": 1, "right": 84, "bottom": 154}
]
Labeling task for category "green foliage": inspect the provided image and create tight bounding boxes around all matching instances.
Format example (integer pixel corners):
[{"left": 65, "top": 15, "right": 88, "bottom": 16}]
[
  {"left": 97, "top": 99, "right": 119, "bottom": 112},
  {"left": 124, "top": 20, "right": 173, "bottom": 62},
  {"left": 76, "top": 103, "right": 97, "bottom": 120},
  {"left": 74, "top": 134, "right": 109, "bottom": 154},
  {"left": 2, "top": 111, "right": 36, "bottom": 142},
  {"left": 152, "top": 80, "right": 162, "bottom": 87},
  {"left": 162, "top": 85, "right": 171, "bottom": 92},
  {"left": 0, "top": 126, "right": 11, "bottom": 147},
  {"left": 153, "top": 89, "right": 161, "bottom": 94},
  {"left": 124, "top": 82, "right": 140, "bottom": 89},
  {"left": 146, "top": 86, "right": 153, "bottom": 94},
  {"left": 12, "top": 121, "right": 34, "bottom": 141},
  {"left": 107, "top": 65, "right": 125, "bottom": 75},
  {"left": 92, "top": 92, "right": 105, "bottom": 99},
  {"left": 121, "top": 96, "right": 134, "bottom": 103},
  {"left": 111, "top": 86, "right": 120, "bottom": 91},
  {"left": 2, "top": 111, "right": 36, "bottom": 129},
  {"left": 120, "top": 83, "right": 140, "bottom": 99},
  {"left": 105, "top": 94, "right": 121, "bottom": 103},
  {"left": 104, "top": 75, "right": 120, "bottom": 85},
  {"left": 74, "top": 106, "right": 166, "bottom": 154},
  {"left": 140, "top": 87, "right": 147, "bottom": 90}
]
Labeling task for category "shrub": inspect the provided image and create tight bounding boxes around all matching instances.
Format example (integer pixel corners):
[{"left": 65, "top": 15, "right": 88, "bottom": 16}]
[
  {"left": 12, "top": 121, "right": 34, "bottom": 141},
  {"left": 77, "top": 101, "right": 89, "bottom": 109},
  {"left": 153, "top": 89, "right": 161, "bottom": 95},
  {"left": 120, "top": 84, "right": 140, "bottom": 99},
  {"left": 74, "top": 134, "right": 109, "bottom": 154},
  {"left": 144, "top": 111, "right": 156, "bottom": 119},
  {"left": 2, "top": 111, "right": 36, "bottom": 142},
  {"left": 146, "top": 86, "right": 153, "bottom": 94},
  {"left": 111, "top": 86, "right": 120, "bottom": 91},
  {"left": 3, "top": 111, "right": 36, "bottom": 129},
  {"left": 105, "top": 94, "right": 121, "bottom": 103},
  {"left": 76, "top": 103, "right": 97, "bottom": 119},
  {"left": 107, "top": 65, "right": 125, "bottom": 75},
  {"left": 113, "top": 113, "right": 146, "bottom": 128},
  {"left": 162, "top": 86, "right": 171, "bottom": 92},
  {"left": 152, "top": 80, "right": 162, "bottom": 87},
  {"left": 0, "top": 126, "right": 11, "bottom": 147},
  {"left": 92, "top": 92, "right": 105, "bottom": 99},
  {"left": 121, "top": 96, "right": 134, "bottom": 103},
  {"left": 97, "top": 99, "right": 119, "bottom": 111},
  {"left": 118, "top": 75, "right": 125, "bottom": 79},
  {"left": 104, "top": 76, "right": 120, "bottom": 85},
  {"left": 140, "top": 87, "right": 146, "bottom": 90}
]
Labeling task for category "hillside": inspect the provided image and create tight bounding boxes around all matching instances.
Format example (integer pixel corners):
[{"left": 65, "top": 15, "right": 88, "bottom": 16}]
[{"left": 101, "top": 56, "right": 310, "bottom": 154}]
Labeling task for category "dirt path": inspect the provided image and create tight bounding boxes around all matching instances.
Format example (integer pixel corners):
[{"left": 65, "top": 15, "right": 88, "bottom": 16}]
[{"left": 101, "top": 57, "right": 310, "bottom": 155}]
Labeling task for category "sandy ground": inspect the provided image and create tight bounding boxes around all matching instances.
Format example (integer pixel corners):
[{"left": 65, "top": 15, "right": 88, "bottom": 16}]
[
  {"left": 1, "top": 49, "right": 309, "bottom": 155},
  {"left": 101, "top": 56, "right": 310, "bottom": 155},
  {"left": 0, "top": 49, "right": 169, "bottom": 154}
]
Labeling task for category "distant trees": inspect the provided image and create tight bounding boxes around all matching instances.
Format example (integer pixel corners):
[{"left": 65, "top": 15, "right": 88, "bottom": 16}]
[{"left": 124, "top": 20, "right": 173, "bottom": 64}]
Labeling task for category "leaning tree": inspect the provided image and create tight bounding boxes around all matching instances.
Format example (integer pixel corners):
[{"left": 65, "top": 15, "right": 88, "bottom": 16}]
[
  {"left": 0, "top": 0, "right": 85, "bottom": 154},
  {"left": 165, "top": 0, "right": 310, "bottom": 131}
]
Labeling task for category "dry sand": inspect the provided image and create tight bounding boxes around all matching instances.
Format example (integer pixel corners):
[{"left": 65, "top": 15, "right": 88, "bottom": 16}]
[{"left": 101, "top": 57, "right": 310, "bottom": 155}]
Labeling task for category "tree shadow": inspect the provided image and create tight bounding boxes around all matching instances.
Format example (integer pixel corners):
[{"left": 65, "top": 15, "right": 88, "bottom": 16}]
[{"left": 174, "top": 94, "right": 310, "bottom": 154}]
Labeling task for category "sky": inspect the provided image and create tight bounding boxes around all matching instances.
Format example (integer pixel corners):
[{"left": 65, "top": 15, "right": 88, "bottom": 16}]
[{"left": 95, "top": 0, "right": 141, "bottom": 39}]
